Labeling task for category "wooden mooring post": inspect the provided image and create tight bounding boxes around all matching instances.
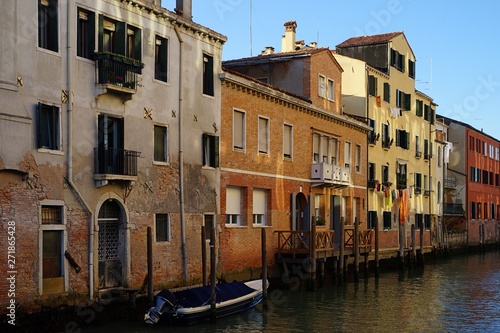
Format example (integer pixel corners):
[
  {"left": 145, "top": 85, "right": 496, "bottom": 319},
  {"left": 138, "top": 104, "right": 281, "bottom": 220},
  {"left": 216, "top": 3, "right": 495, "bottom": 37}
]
[
  {"left": 308, "top": 216, "right": 317, "bottom": 291},
  {"left": 210, "top": 221, "right": 216, "bottom": 323},
  {"left": 398, "top": 222, "right": 404, "bottom": 270},
  {"left": 419, "top": 221, "right": 425, "bottom": 266},
  {"left": 147, "top": 227, "right": 154, "bottom": 307},
  {"left": 354, "top": 217, "right": 360, "bottom": 282},
  {"left": 374, "top": 215, "right": 380, "bottom": 277},
  {"left": 338, "top": 217, "right": 345, "bottom": 285},
  {"left": 201, "top": 225, "right": 207, "bottom": 286},
  {"left": 261, "top": 227, "right": 268, "bottom": 303},
  {"left": 410, "top": 224, "right": 416, "bottom": 269}
]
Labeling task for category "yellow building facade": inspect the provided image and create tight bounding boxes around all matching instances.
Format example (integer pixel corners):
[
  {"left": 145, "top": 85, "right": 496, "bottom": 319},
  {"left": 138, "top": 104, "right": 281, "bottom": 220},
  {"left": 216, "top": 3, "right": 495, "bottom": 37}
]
[{"left": 335, "top": 32, "right": 438, "bottom": 249}]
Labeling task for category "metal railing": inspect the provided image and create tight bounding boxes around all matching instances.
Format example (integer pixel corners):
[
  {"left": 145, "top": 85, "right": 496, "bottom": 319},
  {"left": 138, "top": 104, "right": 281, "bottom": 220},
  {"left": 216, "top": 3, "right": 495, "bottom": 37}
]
[
  {"left": 444, "top": 203, "right": 465, "bottom": 215},
  {"left": 444, "top": 177, "right": 457, "bottom": 189},
  {"left": 95, "top": 54, "right": 142, "bottom": 90},
  {"left": 94, "top": 147, "right": 140, "bottom": 176}
]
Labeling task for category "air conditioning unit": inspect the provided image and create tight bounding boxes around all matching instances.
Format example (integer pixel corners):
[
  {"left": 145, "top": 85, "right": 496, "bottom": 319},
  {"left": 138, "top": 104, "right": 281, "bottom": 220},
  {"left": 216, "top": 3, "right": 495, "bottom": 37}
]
[{"left": 311, "top": 162, "right": 333, "bottom": 181}]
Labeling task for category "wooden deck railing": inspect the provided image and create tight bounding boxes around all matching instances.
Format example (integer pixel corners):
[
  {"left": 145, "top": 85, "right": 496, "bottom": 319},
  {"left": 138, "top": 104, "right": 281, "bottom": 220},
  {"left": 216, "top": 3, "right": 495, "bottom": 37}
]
[{"left": 275, "top": 228, "right": 374, "bottom": 258}]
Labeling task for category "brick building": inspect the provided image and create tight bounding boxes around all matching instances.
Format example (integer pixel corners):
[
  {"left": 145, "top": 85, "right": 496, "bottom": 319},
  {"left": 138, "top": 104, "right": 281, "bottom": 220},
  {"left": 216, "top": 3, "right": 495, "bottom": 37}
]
[
  {"left": 218, "top": 21, "right": 370, "bottom": 278},
  {"left": 0, "top": 0, "right": 226, "bottom": 309}
]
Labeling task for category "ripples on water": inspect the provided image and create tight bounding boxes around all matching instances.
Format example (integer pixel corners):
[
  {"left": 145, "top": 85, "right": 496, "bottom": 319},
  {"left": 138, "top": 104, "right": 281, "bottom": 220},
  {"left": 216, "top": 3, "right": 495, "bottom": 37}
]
[{"left": 83, "top": 251, "right": 500, "bottom": 333}]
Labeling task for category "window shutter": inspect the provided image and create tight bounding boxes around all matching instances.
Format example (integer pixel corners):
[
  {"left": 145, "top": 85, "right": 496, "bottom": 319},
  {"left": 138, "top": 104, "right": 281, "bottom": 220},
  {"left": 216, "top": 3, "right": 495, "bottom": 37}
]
[
  {"left": 114, "top": 21, "right": 126, "bottom": 55},
  {"left": 48, "top": 0, "right": 58, "bottom": 52},
  {"left": 36, "top": 103, "right": 43, "bottom": 148},
  {"left": 226, "top": 187, "right": 241, "bottom": 215},
  {"left": 253, "top": 189, "right": 266, "bottom": 215},
  {"left": 283, "top": 125, "right": 292, "bottom": 158},
  {"left": 233, "top": 111, "right": 244, "bottom": 149},
  {"left": 406, "top": 131, "right": 410, "bottom": 149},
  {"left": 213, "top": 136, "right": 219, "bottom": 167},
  {"left": 258, "top": 118, "right": 268, "bottom": 153},
  {"left": 86, "top": 11, "right": 96, "bottom": 57},
  {"left": 396, "top": 129, "right": 400, "bottom": 147},
  {"left": 133, "top": 28, "right": 142, "bottom": 61},
  {"left": 97, "top": 14, "right": 104, "bottom": 52}
]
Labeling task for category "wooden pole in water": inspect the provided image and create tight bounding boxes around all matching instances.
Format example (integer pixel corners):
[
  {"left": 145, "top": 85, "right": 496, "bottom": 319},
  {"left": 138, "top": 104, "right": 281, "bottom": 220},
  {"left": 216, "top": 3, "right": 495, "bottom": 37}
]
[
  {"left": 411, "top": 224, "right": 416, "bottom": 269},
  {"left": 398, "top": 220, "right": 404, "bottom": 270},
  {"left": 261, "top": 227, "right": 268, "bottom": 301},
  {"left": 354, "top": 217, "right": 359, "bottom": 282},
  {"left": 419, "top": 220, "right": 424, "bottom": 266},
  {"left": 339, "top": 217, "right": 345, "bottom": 284},
  {"left": 374, "top": 215, "right": 380, "bottom": 277},
  {"left": 202, "top": 225, "right": 207, "bottom": 286},
  {"left": 309, "top": 216, "right": 317, "bottom": 291},
  {"left": 147, "top": 227, "right": 153, "bottom": 307},
  {"left": 210, "top": 222, "right": 216, "bottom": 323}
]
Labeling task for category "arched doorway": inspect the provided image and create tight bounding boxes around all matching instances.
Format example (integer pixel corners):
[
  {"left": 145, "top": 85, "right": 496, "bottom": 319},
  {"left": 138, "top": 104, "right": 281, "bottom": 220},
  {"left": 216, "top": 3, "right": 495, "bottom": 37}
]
[
  {"left": 97, "top": 199, "right": 126, "bottom": 288},
  {"left": 292, "top": 192, "right": 310, "bottom": 231}
]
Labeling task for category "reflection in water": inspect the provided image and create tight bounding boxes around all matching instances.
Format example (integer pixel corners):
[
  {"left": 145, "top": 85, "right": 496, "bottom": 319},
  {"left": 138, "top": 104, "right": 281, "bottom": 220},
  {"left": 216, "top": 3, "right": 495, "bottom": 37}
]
[{"left": 83, "top": 251, "right": 500, "bottom": 333}]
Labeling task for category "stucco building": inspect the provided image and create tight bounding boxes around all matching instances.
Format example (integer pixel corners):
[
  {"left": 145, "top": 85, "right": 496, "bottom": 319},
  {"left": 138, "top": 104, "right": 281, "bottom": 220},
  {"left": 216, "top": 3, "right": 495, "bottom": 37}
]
[
  {"left": 334, "top": 32, "right": 438, "bottom": 250},
  {"left": 0, "top": 0, "right": 226, "bottom": 308}
]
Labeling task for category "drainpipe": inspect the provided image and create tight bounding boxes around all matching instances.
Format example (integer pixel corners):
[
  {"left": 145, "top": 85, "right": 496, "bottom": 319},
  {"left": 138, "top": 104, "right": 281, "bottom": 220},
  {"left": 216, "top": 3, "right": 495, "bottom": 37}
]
[
  {"left": 174, "top": 24, "right": 188, "bottom": 282},
  {"left": 66, "top": 1, "right": 95, "bottom": 300}
]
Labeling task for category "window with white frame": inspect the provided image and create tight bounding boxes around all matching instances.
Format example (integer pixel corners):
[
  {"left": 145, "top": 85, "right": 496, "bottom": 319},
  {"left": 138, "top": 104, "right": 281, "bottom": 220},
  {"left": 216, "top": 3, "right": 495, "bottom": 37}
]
[
  {"left": 202, "top": 134, "right": 219, "bottom": 168},
  {"left": 37, "top": 103, "right": 61, "bottom": 151},
  {"left": 283, "top": 124, "right": 293, "bottom": 159},
  {"left": 253, "top": 188, "right": 267, "bottom": 225},
  {"left": 226, "top": 187, "right": 242, "bottom": 225},
  {"left": 327, "top": 79, "right": 334, "bottom": 101},
  {"left": 258, "top": 117, "right": 269, "bottom": 154},
  {"left": 40, "top": 203, "right": 65, "bottom": 294},
  {"left": 355, "top": 144, "right": 361, "bottom": 172},
  {"left": 344, "top": 141, "right": 352, "bottom": 168},
  {"left": 233, "top": 110, "right": 245, "bottom": 151},
  {"left": 38, "top": 0, "right": 59, "bottom": 52},
  {"left": 155, "top": 213, "right": 170, "bottom": 242},
  {"left": 318, "top": 74, "right": 326, "bottom": 98},
  {"left": 154, "top": 125, "right": 168, "bottom": 163}
]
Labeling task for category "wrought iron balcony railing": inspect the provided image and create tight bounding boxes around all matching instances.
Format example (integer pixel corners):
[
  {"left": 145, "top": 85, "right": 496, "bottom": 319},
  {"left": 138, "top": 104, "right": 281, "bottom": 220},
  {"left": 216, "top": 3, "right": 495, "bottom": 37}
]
[
  {"left": 94, "top": 52, "right": 143, "bottom": 91},
  {"left": 444, "top": 176, "right": 457, "bottom": 189},
  {"left": 444, "top": 203, "right": 465, "bottom": 216},
  {"left": 94, "top": 147, "right": 140, "bottom": 176}
]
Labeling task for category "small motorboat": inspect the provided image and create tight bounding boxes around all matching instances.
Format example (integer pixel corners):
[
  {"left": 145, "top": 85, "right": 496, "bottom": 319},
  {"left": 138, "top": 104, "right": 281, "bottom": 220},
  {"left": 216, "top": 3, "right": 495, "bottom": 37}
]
[{"left": 144, "top": 279, "right": 266, "bottom": 325}]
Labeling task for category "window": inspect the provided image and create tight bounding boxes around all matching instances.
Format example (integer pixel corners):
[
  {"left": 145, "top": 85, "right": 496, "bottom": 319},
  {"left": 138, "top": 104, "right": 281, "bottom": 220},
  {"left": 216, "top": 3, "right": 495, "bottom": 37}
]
[
  {"left": 226, "top": 187, "right": 242, "bottom": 225},
  {"left": 469, "top": 136, "right": 475, "bottom": 151},
  {"left": 318, "top": 75, "right": 326, "bottom": 98},
  {"left": 416, "top": 100, "right": 423, "bottom": 117},
  {"left": 155, "top": 36, "right": 168, "bottom": 82},
  {"left": 38, "top": 0, "right": 58, "bottom": 52},
  {"left": 437, "top": 147, "right": 442, "bottom": 167},
  {"left": 482, "top": 170, "right": 488, "bottom": 185},
  {"left": 97, "top": 114, "right": 124, "bottom": 174},
  {"left": 470, "top": 202, "right": 476, "bottom": 219},
  {"left": 126, "top": 25, "right": 141, "bottom": 60},
  {"left": 327, "top": 79, "right": 335, "bottom": 101},
  {"left": 368, "top": 211, "right": 377, "bottom": 229},
  {"left": 491, "top": 203, "right": 496, "bottom": 220},
  {"left": 233, "top": 110, "right": 245, "bottom": 151},
  {"left": 424, "top": 214, "right": 431, "bottom": 230},
  {"left": 368, "top": 75, "right": 377, "bottom": 96},
  {"left": 484, "top": 203, "right": 488, "bottom": 220},
  {"left": 368, "top": 118, "right": 377, "bottom": 144},
  {"left": 437, "top": 181, "right": 441, "bottom": 203},
  {"left": 414, "top": 173, "right": 422, "bottom": 194},
  {"left": 40, "top": 204, "right": 65, "bottom": 294},
  {"left": 368, "top": 163, "right": 376, "bottom": 181},
  {"left": 355, "top": 145, "right": 361, "bottom": 173},
  {"left": 382, "top": 123, "right": 391, "bottom": 148},
  {"left": 313, "top": 133, "right": 320, "bottom": 163},
  {"left": 396, "top": 90, "right": 411, "bottom": 111},
  {"left": 155, "top": 214, "right": 170, "bottom": 242},
  {"left": 477, "top": 202, "right": 481, "bottom": 219},
  {"left": 203, "top": 54, "right": 214, "bottom": 96},
  {"left": 344, "top": 141, "right": 351, "bottom": 168},
  {"left": 382, "top": 165, "right": 389, "bottom": 184},
  {"left": 415, "top": 214, "right": 423, "bottom": 229},
  {"left": 424, "top": 105, "right": 431, "bottom": 121},
  {"left": 484, "top": 142, "right": 488, "bottom": 156},
  {"left": 415, "top": 136, "right": 421, "bottom": 156},
  {"left": 390, "top": 48, "right": 405, "bottom": 72},
  {"left": 253, "top": 189, "right": 267, "bottom": 225},
  {"left": 383, "top": 82, "right": 390, "bottom": 103},
  {"left": 396, "top": 129, "right": 410, "bottom": 149},
  {"left": 330, "top": 138, "right": 338, "bottom": 165},
  {"left": 283, "top": 124, "right": 293, "bottom": 159},
  {"left": 408, "top": 59, "right": 415, "bottom": 79},
  {"left": 313, "top": 134, "right": 337, "bottom": 164},
  {"left": 424, "top": 139, "right": 429, "bottom": 159},
  {"left": 383, "top": 211, "right": 391, "bottom": 229},
  {"left": 202, "top": 134, "right": 219, "bottom": 168},
  {"left": 77, "top": 8, "right": 95, "bottom": 59},
  {"left": 397, "top": 163, "right": 407, "bottom": 189},
  {"left": 490, "top": 172, "right": 494, "bottom": 185},
  {"left": 424, "top": 175, "right": 428, "bottom": 192},
  {"left": 37, "top": 103, "right": 60, "bottom": 150},
  {"left": 258, "top": 117, "right": 269, "bottom": 154},
  {"left": 154, "top": 125, "right": 168, "bottom": 163}
]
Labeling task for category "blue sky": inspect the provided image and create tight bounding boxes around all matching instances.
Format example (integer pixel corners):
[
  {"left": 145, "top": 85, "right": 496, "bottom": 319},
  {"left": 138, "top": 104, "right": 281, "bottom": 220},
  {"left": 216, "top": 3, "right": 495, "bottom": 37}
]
[{"left": 163, "top": 0, "right": 500, "bottom": 139}]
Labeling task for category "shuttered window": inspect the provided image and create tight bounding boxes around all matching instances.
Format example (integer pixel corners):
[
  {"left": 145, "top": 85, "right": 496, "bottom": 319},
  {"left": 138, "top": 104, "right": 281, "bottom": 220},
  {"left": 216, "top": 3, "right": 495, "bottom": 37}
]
[
  {"left": 38, "top": 0, "right": 59, "bottom": 52},
  {"left": 233, "top": 110, "right": 245, "bottom": 150},
  {"left": 253, "top": 189, "right": 267, "bottom": 225},
  {"left": 283, "top": 124, "right": 292, "bottom": 159},
  {"left": 258, "top": 117, "right": 269, "bottom": 154},
  {"left": 226, "top": 187, "right": 242, "bottom": 225}
]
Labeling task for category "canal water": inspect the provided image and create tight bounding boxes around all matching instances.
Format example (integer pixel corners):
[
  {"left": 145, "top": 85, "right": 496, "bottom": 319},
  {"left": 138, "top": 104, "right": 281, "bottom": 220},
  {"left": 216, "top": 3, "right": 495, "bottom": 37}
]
[{"left": 82, "top": 251, "right": 500, "bottom": 333}]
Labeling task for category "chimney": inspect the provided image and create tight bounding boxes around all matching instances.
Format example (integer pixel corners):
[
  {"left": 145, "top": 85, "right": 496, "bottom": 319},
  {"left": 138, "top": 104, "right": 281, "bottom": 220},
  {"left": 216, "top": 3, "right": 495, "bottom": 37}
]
[
  {"left": 148, "top": 0, "right": 161, "bottom": 6},
  {"left": 309, "top": 41, "right": 317, "bottom": 49},
  {"left": 295, "top": 40, "right": 305, "bottom": 50},
  {"left": 175, "top": 0, "right": 192, "bottom": 20},
  {"left": 261, "top": 46, "right": 275, "bottom": 55},
  {"left": 281, "top": 21, "right": 297, "bottom": 52}
]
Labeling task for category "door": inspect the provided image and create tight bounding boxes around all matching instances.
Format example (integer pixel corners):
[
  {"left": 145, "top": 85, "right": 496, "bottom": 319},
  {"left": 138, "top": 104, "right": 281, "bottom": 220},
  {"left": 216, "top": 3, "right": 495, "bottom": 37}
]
[
  {"left": 98, "top": 199, "right": 125, "bottom": 288},
  {"left": 98, "top": 114, "right": 124, "bottom": 174}
]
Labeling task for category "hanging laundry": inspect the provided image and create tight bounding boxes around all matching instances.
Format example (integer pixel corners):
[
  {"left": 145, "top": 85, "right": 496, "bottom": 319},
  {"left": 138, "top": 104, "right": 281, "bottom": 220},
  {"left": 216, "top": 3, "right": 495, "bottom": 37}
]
[
  {"left": 399, "top": 189, "right": 410, "bottom": 224},
  {"left": 390, "top": 107, "right": 401, "bottom": 119},
  {"left": 444, "top": 141, "right": 453, "bottom": 164},
  {"left": 376, "top": 96, "right": 382, "bottom": 107}
]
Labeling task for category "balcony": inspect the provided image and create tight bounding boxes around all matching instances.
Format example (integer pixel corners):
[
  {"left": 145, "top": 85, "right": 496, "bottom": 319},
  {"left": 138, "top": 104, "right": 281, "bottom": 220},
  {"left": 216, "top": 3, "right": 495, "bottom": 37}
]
[
  {"left": 94, "top": 52, "right": 144, "bottom": 97},
  {"left": 94, "top": 147, "right": 140, "bottom": 186},
  {"left": 444, "top": 176, "right": 457, "bottom": 189},
  {"left": 444, "top": 203, "right": 465, "bottom": 216},
  {"left": 311, "top": 162, "right": 350, "bottom": 187}
]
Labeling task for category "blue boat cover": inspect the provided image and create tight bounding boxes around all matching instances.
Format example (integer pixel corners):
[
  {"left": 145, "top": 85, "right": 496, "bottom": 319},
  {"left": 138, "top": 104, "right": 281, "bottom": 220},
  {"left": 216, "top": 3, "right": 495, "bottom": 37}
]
[{"left": 173, "top": 282, "right": 255, "bottom": 308}]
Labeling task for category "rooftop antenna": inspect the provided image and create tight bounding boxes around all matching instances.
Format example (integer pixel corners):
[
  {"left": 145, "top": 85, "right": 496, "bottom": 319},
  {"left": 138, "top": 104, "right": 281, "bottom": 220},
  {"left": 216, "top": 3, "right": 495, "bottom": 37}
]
[{"left": 250, "top": 0, "right": 253, "bottom": 56}]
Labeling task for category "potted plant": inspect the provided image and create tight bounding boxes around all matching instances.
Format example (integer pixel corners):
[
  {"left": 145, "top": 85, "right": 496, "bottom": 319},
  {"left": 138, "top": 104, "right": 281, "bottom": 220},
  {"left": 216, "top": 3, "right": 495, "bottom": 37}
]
[{"left": 315, "top": 216, "right": 326, "bottom": 226}]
